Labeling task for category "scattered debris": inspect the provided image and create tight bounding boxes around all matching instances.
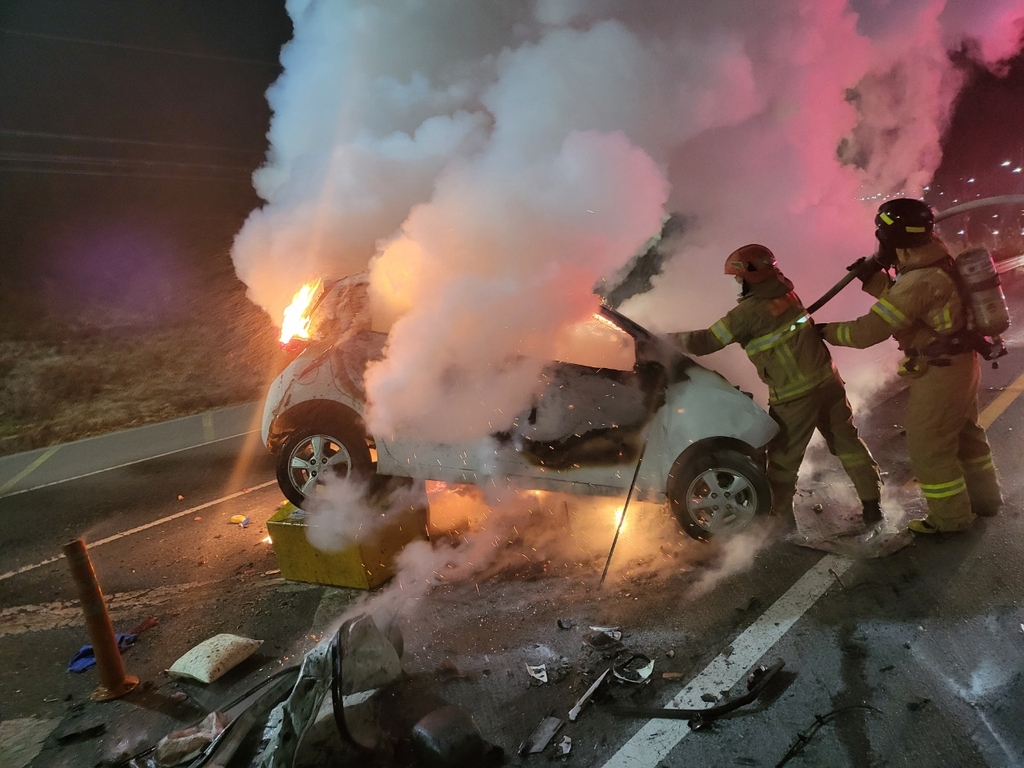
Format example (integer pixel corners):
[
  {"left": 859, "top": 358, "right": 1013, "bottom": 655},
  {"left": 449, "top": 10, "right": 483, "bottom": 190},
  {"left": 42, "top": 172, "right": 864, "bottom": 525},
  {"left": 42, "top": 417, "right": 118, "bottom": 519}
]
[
  {"left": 612, "top": 654, "right": 654, "bottom": 684},
  {"left": 569, "top": 669, "right": 610, "bottom": 722},
  {"left": 518, "top": 715, "right": 564, "bottom": 756},
  {"left": 662, "top": 672, "right": 683, "bottom": 680},
  {"left": 259, "top": 614, "right": 403, "bottom": 765},
  {"left": 775, "top": 705, "right": 882, "bottom": 767},
  {"left": 583, "top": 630, "right": 623, "bottom": 652},
  {"left": 153, "top": 711, "right": 229, "bottom": 766},
  {"left": 906, "top": 697, "right": 931, "bottom": 712},
  {"left": 526, "top": 664, "right": 548, "bottom": 684},
  {"left": 557, "top": 618, "right": 575, "bottom": 630},
  {"left": 812, "top": 504, "right": 824, "bottom": 514},
  {"left": 67, "top": 633, "right": 136, "bottom": 673},
  {"left": 557, "top": 735, "right": 572, "bottom": 755},
  {"left": 129, "top": 617, "right": 159, "bottom": 635},
  {"left": 879, "top": 665, "right": 895, "bottom": 673},
  {"left": 828, "top": 568, "right": 847, "bottom": 590},
  {"left": 589, "top": 626, "right": 622, "bottom": 641},
  {"left": 666, "top": 649, "right": 675, "bottom": 658},
  {"left": 230, "top": 515, "right": 248, "bottom": 525},
  {"left": 167, "top": 634, "right": 262, "bottom": 684},
  {"left": 700, "top": 693, "right": 718, "bottom": 704},
  {"left": 608, "top": 659, "right": 786, "bottom": 729},
  {"left": 177, "top": 495, "right": 184, "bottom": 500}
]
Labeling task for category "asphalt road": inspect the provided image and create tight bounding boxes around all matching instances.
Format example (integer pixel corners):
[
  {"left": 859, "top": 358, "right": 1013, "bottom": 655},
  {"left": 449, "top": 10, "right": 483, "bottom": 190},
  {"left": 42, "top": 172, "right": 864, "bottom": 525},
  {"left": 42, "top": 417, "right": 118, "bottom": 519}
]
[{"left": 2, "top": 304, "right": 1024, "bottom": 768}]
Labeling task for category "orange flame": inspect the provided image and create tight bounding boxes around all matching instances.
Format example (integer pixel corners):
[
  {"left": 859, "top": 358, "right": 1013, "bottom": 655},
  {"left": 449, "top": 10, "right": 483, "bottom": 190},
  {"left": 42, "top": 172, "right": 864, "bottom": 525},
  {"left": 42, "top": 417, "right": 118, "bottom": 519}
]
[{"left": 280, "top": 279, "right": 322, "bottom": 344}]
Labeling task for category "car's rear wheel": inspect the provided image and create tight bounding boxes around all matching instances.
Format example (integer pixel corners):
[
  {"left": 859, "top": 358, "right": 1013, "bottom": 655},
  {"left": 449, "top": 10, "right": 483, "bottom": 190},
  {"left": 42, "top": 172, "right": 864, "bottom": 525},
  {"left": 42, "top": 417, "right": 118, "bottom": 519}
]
[
  {"left": 276, "top": 418, "right": 373, "bottom": 508},
  {"left": 668, "top": 449, "right": 770, "bottom": 541}
]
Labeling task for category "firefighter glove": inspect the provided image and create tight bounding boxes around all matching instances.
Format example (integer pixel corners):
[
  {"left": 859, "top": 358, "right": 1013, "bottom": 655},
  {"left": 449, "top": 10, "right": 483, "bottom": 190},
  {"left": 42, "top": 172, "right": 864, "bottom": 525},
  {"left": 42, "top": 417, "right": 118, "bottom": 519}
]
[
  {"left": 846, "top": 256, "right": 883, "bottom": 284},
  {"left": 818, "top": 322, "right": 839, "bottom": 344}
]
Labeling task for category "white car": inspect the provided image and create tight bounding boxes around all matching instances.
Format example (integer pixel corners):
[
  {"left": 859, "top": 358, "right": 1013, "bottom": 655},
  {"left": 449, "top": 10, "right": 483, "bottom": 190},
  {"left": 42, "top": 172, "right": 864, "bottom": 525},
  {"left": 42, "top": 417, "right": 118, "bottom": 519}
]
[{"left": 261, "top": 275, "right": 779, "bottom": 540}]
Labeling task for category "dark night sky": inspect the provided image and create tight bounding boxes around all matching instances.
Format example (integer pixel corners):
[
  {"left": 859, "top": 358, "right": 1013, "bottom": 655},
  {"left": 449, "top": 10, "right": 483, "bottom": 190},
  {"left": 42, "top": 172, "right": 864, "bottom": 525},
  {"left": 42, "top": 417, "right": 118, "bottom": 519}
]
[
  {"left": 0, "top": 1, "right": 291, "bottom": 323},
  {"left": 0, "top": 3, "right": 1021, "bottom": 326}
]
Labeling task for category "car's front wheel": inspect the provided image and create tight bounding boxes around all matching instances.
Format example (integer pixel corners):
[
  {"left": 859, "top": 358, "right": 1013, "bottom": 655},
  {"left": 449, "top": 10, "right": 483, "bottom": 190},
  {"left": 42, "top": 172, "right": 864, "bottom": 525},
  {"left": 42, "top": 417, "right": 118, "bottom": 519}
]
[
  {"left": 276, "top": 418, "right": 373, "bottom": 508},
  {"left": 667, "top": 449, "right": 770, "bottom": 541}
]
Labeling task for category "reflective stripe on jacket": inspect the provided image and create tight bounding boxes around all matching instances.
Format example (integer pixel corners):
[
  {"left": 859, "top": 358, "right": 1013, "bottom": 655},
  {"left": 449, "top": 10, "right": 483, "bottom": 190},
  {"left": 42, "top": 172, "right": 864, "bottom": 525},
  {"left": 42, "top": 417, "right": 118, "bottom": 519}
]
[{"left": 682, "top": 275, "right": 838, "bottom": 405}]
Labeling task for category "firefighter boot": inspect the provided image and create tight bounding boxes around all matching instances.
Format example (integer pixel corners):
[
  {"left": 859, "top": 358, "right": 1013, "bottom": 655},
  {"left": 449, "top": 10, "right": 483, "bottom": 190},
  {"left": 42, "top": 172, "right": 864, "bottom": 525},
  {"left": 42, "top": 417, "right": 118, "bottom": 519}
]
[{"left": 836, "top": 499, "right": 884, "bottom": 539}]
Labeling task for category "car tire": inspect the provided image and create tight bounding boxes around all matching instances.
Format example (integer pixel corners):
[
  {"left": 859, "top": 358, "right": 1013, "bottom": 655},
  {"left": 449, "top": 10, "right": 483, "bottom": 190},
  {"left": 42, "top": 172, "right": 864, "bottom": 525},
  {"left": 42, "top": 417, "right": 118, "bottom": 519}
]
[
  {"left": 667, "top": 449, "right": 770, "bottom": 541},
  {"left": 276, "top": 418, "right": 373, "bottom": 508}
]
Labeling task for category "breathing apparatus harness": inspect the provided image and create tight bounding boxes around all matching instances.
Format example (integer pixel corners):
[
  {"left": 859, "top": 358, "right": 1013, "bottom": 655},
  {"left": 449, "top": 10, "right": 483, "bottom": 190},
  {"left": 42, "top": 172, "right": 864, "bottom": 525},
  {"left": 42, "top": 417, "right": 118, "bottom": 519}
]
[{"left": 900, "top": 255, "right": 1008, "bottom": 366}]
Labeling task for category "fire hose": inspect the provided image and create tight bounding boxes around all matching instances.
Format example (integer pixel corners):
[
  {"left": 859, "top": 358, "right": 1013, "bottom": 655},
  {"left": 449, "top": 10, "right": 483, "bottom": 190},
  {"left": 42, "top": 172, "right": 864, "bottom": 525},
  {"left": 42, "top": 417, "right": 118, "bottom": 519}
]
[{"left": 807, "top": 194, "right": 1024, "bottom": 314}]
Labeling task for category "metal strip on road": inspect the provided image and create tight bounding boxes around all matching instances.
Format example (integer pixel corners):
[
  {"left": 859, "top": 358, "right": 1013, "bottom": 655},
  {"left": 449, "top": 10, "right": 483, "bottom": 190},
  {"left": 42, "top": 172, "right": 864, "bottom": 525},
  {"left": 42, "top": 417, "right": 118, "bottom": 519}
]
[
  {"left": 0, "top": 480, "right": 277, "bottom": 582},
  {"left": 601, "top": 554, "right": 854, "bottom": 768}
]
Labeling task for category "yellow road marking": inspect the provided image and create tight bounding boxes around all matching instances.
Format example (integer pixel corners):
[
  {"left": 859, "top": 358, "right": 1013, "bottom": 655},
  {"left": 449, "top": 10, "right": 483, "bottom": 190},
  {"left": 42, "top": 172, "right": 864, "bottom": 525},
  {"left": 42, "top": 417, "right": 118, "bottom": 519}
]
[
  {"left": 0, "top": 446, "right": 60, "bottom": 495},
  {"left": 202, "top": 412, "right": 216, "bottom": 442},
  {"left": 979, "top": 371, "right": 1024, "bottom": 430},
  {"left": 902, "top": 370, "right": 1024, "bottom": 488}
]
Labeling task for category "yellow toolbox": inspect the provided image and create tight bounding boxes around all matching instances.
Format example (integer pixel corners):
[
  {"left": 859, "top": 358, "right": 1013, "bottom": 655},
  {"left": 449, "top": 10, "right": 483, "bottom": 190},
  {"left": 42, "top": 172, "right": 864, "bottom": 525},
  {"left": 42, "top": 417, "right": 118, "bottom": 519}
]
[{"left": 267, "top": 501, "right": 427, "bottom": 589}]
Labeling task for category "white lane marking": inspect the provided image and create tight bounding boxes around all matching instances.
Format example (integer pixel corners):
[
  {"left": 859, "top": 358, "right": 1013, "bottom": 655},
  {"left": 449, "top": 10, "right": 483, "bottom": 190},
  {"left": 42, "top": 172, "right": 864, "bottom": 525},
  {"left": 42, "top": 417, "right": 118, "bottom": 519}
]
[
  {"left": 0, "top": 446, "right": 60, "bottom": 495},
  {"left": 0, "top": 430, "right": 258, "bottom": 499},
  {"left": 0, "top": 480, "right": 277, "bottom": 582},
  {"left": 601, "top": 553, "right": 854, "bottom": 768}
]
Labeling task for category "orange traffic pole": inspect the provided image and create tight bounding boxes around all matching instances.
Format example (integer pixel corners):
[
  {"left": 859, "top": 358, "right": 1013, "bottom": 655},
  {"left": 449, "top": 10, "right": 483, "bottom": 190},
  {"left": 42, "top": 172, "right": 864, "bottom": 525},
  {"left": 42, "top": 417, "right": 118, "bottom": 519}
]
[{"left": 63, "top": 539, "right": 139, "bottom": 701}]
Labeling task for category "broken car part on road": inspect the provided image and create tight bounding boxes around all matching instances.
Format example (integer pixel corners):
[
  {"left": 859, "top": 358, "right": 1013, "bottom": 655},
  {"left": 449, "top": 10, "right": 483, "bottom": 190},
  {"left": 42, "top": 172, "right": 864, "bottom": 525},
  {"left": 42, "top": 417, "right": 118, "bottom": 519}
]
[{"left": 607, "top": 658, "right": 786, "bottom": 729}]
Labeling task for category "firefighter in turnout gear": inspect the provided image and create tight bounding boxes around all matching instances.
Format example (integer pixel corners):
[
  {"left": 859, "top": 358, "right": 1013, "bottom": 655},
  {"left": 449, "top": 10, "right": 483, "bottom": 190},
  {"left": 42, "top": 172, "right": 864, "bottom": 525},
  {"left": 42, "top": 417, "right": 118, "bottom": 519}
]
[
  {"left": 675, "top": 244, "right": 883, "bottom": 531},
  {"left": 820, "top": 198, "right": 1003, "bottom": 534}
]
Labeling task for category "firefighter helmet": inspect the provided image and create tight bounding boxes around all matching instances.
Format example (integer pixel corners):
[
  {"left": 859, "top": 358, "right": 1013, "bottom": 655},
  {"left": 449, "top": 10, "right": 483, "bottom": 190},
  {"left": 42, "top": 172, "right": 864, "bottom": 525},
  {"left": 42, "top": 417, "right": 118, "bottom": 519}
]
[
  {"left": 724, "top": 244, "right": 778, "bottom": 284},
  {"left": 875, "top": 198, "right": 934, "bottom": 248}
]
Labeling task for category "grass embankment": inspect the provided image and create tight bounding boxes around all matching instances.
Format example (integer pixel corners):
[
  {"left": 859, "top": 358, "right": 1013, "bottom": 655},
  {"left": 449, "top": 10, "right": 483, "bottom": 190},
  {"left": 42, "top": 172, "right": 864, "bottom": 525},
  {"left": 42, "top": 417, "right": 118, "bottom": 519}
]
[{"left": 0, "top": 275, "right": 284, "bottom": 457}]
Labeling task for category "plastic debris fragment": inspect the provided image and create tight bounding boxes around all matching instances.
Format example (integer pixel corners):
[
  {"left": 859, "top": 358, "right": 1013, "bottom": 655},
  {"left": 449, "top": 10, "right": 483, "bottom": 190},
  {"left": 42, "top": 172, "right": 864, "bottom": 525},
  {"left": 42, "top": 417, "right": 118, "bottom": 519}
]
[{"left": 526, "top": 664, "right": 548, "bottom": 684}]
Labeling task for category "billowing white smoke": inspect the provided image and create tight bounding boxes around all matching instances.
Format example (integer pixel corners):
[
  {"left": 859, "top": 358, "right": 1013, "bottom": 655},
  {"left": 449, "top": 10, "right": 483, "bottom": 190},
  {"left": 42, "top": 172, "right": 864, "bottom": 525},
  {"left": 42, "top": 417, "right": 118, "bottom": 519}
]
[{"left": 232, "top": 0, "right": 1024, "bottom": 430}]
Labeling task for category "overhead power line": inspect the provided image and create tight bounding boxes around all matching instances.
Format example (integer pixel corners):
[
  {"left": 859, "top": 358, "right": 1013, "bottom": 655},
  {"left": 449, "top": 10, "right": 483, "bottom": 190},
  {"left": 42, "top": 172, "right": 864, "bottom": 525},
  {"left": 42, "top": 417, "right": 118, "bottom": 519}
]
[
  {"left": 0, "top": 166, "right": 251, "bottom": 183},
  {"left": 0, "top": 150, "right": 255, "bottom": 173},
  {"left": 0, "top": 26, "right": 282, "bottom": 68},
  {"left": 0, "top": 128, "right": 266, "bottom": 155}
]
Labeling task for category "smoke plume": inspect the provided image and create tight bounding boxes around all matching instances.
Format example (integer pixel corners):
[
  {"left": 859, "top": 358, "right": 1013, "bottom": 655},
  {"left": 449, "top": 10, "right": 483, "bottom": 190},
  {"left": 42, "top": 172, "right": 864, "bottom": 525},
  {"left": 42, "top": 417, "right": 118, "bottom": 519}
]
[{"left": 233, "top": 0, "right": 1023, "bottom": 423}]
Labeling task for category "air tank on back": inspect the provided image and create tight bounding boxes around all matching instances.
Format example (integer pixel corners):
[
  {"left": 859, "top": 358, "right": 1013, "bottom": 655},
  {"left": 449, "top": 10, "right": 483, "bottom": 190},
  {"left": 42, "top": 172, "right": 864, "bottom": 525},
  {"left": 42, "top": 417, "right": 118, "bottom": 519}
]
[{"left": 955, "top": 247, "right": 1010, "bottom": 337}]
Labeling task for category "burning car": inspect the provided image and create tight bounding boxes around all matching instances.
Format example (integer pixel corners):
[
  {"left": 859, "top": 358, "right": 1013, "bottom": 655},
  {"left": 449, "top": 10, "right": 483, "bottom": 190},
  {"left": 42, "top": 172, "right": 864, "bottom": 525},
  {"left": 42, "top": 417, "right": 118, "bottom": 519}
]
[{"left": 261, "top": 275, "right": 779, "bottom": 540}]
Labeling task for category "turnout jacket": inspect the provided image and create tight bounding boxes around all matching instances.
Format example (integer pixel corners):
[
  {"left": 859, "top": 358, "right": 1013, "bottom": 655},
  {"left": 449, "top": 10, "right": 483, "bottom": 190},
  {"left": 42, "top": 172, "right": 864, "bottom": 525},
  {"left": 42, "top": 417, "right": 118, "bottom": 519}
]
[
  {"left": 821, "top": 239, "right": 967, "bottom": 360},
  {"left": 679, "top": 274, "right": 838, "bottom": 405}
]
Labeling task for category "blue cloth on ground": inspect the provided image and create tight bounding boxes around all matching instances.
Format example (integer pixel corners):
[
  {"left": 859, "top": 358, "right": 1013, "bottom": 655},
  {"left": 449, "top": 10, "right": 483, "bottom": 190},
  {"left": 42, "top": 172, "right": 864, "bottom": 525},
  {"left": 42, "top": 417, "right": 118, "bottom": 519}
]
[{"left": 68, "top": 633, "right": 137, "bottom": 673}]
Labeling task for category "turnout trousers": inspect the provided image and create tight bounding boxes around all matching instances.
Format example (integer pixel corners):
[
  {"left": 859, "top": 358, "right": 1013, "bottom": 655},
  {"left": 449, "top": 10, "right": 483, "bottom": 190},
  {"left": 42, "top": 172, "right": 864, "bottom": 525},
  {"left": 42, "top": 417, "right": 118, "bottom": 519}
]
[
  {"left": 904, "top": 352, "right": 1002, "bottom": 530},
  {"left": 766, "top": 377, "right": 881, "bottom": 519}
]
